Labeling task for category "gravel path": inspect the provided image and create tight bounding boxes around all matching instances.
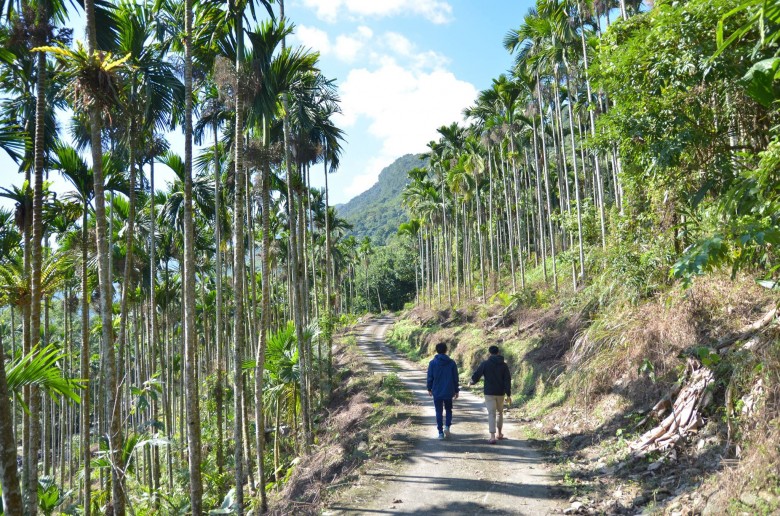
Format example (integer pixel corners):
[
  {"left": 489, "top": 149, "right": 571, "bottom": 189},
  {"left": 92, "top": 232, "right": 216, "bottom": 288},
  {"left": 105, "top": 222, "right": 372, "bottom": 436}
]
[{"left": 330, "top": 315, "right": 563, "bottom": 515}]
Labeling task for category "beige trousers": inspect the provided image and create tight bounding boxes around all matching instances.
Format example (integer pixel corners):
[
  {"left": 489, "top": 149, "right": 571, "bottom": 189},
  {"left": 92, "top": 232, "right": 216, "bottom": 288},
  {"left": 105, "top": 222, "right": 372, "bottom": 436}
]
[{"left": 484, "top": 395, "right": 505, "bottom": 434}]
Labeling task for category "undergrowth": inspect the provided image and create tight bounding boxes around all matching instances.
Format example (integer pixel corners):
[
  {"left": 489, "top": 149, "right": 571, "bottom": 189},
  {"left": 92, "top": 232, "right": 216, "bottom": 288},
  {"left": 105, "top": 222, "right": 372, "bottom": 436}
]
[{"left": 273, "top": 330, "right": 414, "bottom": 514}]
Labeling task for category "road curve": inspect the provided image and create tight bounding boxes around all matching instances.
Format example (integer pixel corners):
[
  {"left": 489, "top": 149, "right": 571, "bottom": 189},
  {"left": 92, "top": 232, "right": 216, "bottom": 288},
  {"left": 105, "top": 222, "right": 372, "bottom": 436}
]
[{"left": 330, "top": 315, "right": 562, "bottom": 515}]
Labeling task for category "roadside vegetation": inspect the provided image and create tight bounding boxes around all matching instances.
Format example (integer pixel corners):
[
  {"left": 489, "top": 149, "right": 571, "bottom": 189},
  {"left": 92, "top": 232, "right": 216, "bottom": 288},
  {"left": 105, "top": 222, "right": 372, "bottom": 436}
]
[{"left": 381, "top": 0, "right": 780, "bottom": 513}]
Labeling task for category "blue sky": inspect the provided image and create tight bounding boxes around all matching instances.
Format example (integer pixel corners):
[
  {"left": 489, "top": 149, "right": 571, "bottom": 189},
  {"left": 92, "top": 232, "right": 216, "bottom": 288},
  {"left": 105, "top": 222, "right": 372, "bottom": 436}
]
[
  {"left": 288, "top": 0, "right": 533, "bottom": 202},
  {"left": 0, "top": 0, "right": 534, "bottom": 209}
]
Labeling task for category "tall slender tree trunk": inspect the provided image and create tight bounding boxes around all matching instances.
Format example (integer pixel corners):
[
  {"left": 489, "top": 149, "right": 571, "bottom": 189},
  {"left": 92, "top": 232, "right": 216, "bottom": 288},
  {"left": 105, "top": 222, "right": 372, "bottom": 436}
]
[
  {"left": 536, "top": 77, "right": 558, "bottom": 290},
  {"left": 149, "top": 158, "right": 162, "bottom": 508},
  {"left": 81, "top": 202, "right": 92, "bottom": 516},
  {"left": 565, "top": 72, "right": 586, "bottom": 284},
  {"left": 232, "top": 9, "right": 247, "bottom": 513},
  {"left": 578, "top": 5, "right": 607, "bottom": 249},
  {"left": 82, "top": 0, "right": 123, "bottom": 512},
  {"left": 26, "top": 11, "right": 51, "bottom": 508},
  {"left": 183, "top": 0, "right": 203, "bottom": 510},
  {"left": 323, "top": 151, "right": 333, "bottom": 391},
  {"left": 254, "top": 117, "right": 271, "bottom": 514},
  {"left": 213, "top": 125, "right": 225, "bottom": 477},
  {"left": 280, "top": 0, "right": 311, "bottom": 451},
  {"left": 117, "top": 119, "right": 137, "bottom": 469},
  {"left": 530, "top": 116, "right": 548, "bottom": 283},
  {"left": 0, "top": 334, "right": 23, "bottom": 515}
]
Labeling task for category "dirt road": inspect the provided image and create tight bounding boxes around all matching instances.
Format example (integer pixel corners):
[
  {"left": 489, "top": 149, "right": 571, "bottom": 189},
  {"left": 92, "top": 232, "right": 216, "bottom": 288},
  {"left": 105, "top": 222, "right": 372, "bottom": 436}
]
[{"left": 330, "top": 316, "right": 562, "bottom": 515}]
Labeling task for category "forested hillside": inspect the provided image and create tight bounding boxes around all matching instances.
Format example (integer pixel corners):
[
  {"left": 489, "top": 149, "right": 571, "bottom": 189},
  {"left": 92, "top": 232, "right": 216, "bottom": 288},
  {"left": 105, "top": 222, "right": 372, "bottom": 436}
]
[{"left": 337, "top": 154, "right": 426, "bottom": 244}]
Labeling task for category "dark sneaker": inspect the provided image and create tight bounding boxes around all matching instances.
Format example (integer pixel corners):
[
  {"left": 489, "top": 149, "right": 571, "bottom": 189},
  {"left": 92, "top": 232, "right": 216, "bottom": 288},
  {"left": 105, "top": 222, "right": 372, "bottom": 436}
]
[{"left": 438, "top": 432, "right": 445, "bottom": 440}]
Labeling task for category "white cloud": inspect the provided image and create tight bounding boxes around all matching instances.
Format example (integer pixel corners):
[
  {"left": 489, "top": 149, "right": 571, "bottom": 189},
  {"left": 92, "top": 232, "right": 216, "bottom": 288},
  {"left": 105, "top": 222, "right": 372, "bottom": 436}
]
[
  {"left": 356, "top": 26, "right": 373, "bottom": 39},
  {"left": 294, "top": 25, "right": 374, "bottom": 63},
  {"left": 294, "top": 25, "right": 447, "bottom": 69},
  {"left": 294, "top": 25, "right": 332, "bottom": 55},
  {"left": 334, "top": 34, "right": 364, "bottom": 62},
  {"left": 339, "top": 59, "right": 477, "bottom": 197},
  {"left": 383, "top": 32, "right": 414, "bottom": 56},
  {"left": 302, "top": 0, "right": 453, "bottom": 24},
  {"left": 379, "top": 32, "right": 449, "bottom": 70}
]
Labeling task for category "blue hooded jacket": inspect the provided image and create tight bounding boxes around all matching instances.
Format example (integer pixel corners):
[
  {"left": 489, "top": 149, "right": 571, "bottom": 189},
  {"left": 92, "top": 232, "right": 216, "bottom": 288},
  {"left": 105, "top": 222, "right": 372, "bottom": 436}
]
[{"left": 427, "top": 353, "right": 460, "bottom": 399}]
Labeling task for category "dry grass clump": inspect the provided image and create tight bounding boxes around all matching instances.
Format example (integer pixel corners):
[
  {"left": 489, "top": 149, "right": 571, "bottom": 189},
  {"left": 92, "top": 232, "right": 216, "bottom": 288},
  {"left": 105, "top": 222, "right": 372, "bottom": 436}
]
[
  {"left": 566, "top": 273, "right": 776, "bottom": 408},
  {"left": 405, "top": 305, "right": 438, "bottom": 326},
  {"left": 273, "top": 335, "right": 415, "bottom": 514},
  {"left": 279, "top": 392, "right": 373, "bottom": 507},
  {"left": 697, "top": 334, "right": 780, "bottom": 511},
  {"left": 270, "top": 339, "right": 373, "bottom": 513}
]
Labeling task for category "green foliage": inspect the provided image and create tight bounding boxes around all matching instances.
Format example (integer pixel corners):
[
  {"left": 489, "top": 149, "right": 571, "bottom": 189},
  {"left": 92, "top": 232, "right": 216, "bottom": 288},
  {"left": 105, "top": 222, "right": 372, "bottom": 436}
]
[
  {"left": 674, "top": 139, "right": 780, "bottom": 283},
  {"left": 695, "top": 347, "right": 722, "bottom": 368},
  {"left": 130, "top": 375, "right": 162, "bottom": 416},
  {"left": 743, "top": 57, "right": 780, "bottom": 107},
  {"left": 353, "top": 237, "right": 417, "bottom": 312},
  {"left": 594, "top": 0, "right": 770, "bottom": 203},
  {"left": 672, "top": 236, "right": 729, "bottom": 285},
  {"left": 584, "top": 241, "right": 669, "bottom": 307},
  {"left": 715, "top": 0, "right": 780, "bottom": 57},
  {"left": 638, "top": 358, "right": 657, "bottom": 383},
  {"left": 37, "top": 477, "right": 70, "bottom": 516},
  {"left": 5, "top": 344, "right": 83, "bottom": 409},
  {"left": 379, "top": 373, "right": 413, "bottom": 404}
]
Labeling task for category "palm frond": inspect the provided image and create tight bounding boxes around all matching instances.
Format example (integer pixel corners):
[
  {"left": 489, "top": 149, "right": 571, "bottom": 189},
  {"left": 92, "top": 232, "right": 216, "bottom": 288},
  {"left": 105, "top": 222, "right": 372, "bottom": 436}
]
[{"left": 5, "top": 344, "right": 83, "bottom": 409}]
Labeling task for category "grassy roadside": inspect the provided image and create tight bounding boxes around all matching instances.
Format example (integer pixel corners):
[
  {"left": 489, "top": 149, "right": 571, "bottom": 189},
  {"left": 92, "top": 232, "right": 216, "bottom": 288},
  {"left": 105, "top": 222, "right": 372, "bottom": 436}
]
[
  {"left": 384, "top": 271, "right": 780, "bottom": 515},
  {"left": 272, "top": 326, "right": 416, "bottom": 514}
]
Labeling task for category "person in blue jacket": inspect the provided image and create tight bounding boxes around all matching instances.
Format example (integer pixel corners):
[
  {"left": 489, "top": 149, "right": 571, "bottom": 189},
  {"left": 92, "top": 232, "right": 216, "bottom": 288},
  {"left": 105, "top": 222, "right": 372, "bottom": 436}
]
[{"left": 427, "top": 342, "right": 460, "bottom": 439}]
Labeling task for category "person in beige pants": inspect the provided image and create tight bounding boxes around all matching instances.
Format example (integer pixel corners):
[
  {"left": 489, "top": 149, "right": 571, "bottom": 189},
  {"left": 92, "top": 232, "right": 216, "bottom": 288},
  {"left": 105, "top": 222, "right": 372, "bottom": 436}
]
[{"left": 470, "top": 345, "right": 512, "bottom": 444}]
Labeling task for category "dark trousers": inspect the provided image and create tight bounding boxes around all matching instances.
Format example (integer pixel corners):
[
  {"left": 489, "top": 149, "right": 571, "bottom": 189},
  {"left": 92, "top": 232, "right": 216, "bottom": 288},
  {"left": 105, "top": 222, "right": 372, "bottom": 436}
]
[{"left": 433, "top": 397, "right": 453, "bottom": 432}]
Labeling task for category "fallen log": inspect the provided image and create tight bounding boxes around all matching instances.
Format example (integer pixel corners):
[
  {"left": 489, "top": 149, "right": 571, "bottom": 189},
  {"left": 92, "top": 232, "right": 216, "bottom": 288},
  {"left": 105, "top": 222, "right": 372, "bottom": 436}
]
[
  {"left": 631, "top": 359, "right": 714, "bottom": 455},
  {"left": 715, "top": 306, "right": 777, "bottom": 351}
]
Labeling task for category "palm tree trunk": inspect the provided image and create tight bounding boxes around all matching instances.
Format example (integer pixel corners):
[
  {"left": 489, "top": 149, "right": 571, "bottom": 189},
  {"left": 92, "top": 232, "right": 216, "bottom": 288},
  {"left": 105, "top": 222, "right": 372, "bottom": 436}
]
[
  {"left": 117, "top": 119, "right": 136, "bottom": 457},
  {"left": 81, "top": 202, "right": 92, "bottom": 516},
  {"left": 232, "top": 10, "right": 247, "bottom": 512},
  {"left": 531, "top": 115, "right": 548, "bottom": 282},
  {"left": 323, "top": 151, "right": 333, "bottom": 391},
  {"left": 474, "top": 172, "right": 486, "bottom": 301},
  {"left": 254, "top": 118, "right": 272, "bottom": 513},
  {"left": 578, "top": 3, "right": 607, "bottom": 249},
  {"left": 279, "top": 0, "right": 312, "bottom": 445},
  {"left": 286, "top": 158, "right": 311, "bottom": 448},
  {"left": 536, "top": 77, "right": 558, "bottom": 290},
  {"left": 565, "top": 73, "right": 586, "bottom": 284},
  {"left": 183, "top": 0, "right": 203, "bottom": 509},
  {"left": 0, "top": 332, "right": 23, "bottom": 514},
  {"left": 149, "top": 159, "right": 161, "bottom": 509},
  {"left": 212, "top": 125, "right": 225, "bottom": 477},
  {"left": 509, "top": 144, "right": 526, "bottom": 290},
  {"left": 487, "top": 147, "right": 496, "bottom": 287},
  {"left": 25, "top": 23, "right": 49, "bottom": 514},
  {"left": 83, "top": 0, "right": 123, "bottom": 512}
]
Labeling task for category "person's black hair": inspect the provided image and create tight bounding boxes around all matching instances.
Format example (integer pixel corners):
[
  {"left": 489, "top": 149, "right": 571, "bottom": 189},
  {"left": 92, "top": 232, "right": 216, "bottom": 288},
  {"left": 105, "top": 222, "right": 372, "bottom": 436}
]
[
  {"left": 488, "top": 345, "right": 499, "bottom": 355},
  {"left": 435, "top": 343, "right": 447, "bottom": 354}
]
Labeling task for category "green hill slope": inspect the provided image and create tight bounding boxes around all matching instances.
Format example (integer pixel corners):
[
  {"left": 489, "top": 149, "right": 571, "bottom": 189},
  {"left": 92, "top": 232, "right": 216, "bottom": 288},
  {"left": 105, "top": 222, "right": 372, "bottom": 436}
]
[{"left": 337, "top": 154, "right": 426, "bottom": 244}]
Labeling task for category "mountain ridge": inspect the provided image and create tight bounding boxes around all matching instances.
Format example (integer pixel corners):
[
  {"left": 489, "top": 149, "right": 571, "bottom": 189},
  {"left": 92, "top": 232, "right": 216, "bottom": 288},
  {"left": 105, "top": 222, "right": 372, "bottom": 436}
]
[{"left": 337, "top": 154, "right": 426, "bottom": 244}]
